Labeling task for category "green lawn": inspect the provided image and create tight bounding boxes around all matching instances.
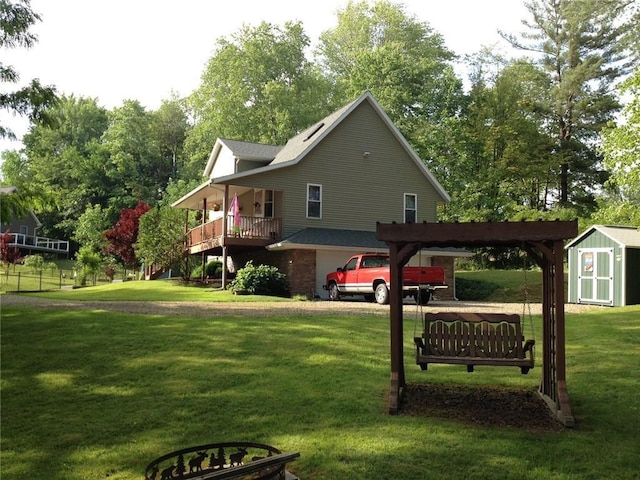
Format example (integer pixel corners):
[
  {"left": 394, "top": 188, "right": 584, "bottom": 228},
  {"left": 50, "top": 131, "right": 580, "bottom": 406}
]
[
  {"left": 1, "top": 285, "right": 639, "bottom": 480},
  {"left": 456, "top": 269, "right": 563, "bottom": 303}
]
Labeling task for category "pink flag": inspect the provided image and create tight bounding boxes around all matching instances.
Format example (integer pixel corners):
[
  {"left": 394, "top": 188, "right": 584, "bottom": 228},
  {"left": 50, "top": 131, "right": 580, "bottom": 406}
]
[{"left": 229, "top": 193, "right": 241, "bottom": 233}]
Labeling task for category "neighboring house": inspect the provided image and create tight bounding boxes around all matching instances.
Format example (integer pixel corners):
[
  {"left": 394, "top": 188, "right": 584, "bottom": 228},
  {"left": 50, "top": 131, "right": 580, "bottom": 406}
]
[
  {"left": 172, "top": 92, "right": 469, "bottom": 298},
  {"left": 566, "top": 225, "right": 640, "bottom": 307},
  {"left": 0, "top": 186, "right": 70, "bottom": 257}
]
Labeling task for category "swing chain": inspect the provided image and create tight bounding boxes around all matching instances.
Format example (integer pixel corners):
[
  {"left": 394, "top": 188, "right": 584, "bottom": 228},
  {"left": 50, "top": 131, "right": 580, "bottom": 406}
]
[{"left": 521, "top": 248, "right": 535, "bottom": 359}]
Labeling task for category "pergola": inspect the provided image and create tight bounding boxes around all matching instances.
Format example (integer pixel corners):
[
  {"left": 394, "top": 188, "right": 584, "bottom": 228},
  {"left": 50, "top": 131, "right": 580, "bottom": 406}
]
[{"left": 376, "top": 220, "right": 579, "bottom": 427}]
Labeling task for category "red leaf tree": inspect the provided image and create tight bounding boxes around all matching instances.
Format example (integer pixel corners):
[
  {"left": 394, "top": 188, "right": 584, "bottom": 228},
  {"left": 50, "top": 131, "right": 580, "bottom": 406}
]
[
  {"left": 0, "top": 230, "right": 22, "bottom": 271},
  {"left": 103, "top": 201, "right": 151, "bottom": 267}
]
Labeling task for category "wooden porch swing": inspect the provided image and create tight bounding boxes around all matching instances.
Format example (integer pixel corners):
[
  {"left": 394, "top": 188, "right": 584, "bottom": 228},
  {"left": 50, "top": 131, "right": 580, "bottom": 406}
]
[
  {"left": 376, "top": 220, "right": 578, "bottom": 427},
  {"left": 413, "top": 254, "right": 536, "bottom": 374},
  {"left": 414, "top": 311, "right": 535, "bottom": 374}
]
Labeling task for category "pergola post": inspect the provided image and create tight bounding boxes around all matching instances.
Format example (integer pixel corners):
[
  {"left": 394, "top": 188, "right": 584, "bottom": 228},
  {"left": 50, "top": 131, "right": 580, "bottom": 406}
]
[{"left": 388, "top": 242, "right": 404, "bottom": 413}]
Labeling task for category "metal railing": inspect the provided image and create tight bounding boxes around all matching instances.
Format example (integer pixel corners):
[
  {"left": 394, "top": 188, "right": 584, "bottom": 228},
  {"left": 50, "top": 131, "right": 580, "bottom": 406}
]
[{"left": 5, "top": 232, "right": 70, "bottom": 253}]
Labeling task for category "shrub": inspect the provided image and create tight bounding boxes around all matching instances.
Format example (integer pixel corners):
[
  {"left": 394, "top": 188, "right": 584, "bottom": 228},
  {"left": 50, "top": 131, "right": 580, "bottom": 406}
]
[
  {"left": 75, "top": 246, "right": 103, "bottom": 286},
  {"left": 23, "top": 254, "right": 45, "bottom": 273},
  {"left": 455, "top": 277, "right": 499, "bottom": 301},
  {"left": 229, "top": 261, "right": 289, "bottom": 297},
  {"left": 191, "top": 260, "right": 223, "bottom": 279}
]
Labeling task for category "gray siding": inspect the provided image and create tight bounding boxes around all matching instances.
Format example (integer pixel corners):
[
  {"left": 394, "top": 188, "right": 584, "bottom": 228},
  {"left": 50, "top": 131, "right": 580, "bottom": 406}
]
[
  {"left": 230, "top": 102, "right": 442, "bottom": 237},
  {"left": 1, "top": 213, "right": 39, "bottom": 236}
]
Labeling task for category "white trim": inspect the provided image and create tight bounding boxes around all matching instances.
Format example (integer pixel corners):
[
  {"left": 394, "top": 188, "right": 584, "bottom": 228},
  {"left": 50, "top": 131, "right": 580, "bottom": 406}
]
[{"left": 577, "top": 247, "right": 614, "bottom": 306}]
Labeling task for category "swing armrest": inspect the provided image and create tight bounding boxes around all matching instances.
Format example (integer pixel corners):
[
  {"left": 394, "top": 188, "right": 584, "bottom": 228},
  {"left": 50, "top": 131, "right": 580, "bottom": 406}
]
[
  {"left": 414, "top": 336, "right": 425, "bottom": 352},
  {"left": 523, "top": 339, "right": 535, "bottom": 353}
]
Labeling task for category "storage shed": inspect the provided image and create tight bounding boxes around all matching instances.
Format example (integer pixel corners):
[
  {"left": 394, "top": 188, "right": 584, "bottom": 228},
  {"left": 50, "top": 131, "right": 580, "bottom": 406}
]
[{"left": 566, "top": 225, "right": 640, "bottom": 307}]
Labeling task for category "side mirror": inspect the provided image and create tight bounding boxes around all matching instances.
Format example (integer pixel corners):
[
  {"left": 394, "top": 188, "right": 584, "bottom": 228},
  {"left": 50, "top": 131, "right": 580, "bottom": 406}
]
[{"left": 336, "top": 267, "right": 344, "bottom": 272}]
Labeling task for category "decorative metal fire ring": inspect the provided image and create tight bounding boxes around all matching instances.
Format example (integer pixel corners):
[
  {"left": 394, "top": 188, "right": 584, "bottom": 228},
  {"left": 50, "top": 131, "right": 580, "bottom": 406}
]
[{"left": 144, "top": 441, "right": 292, "bottom": 480}]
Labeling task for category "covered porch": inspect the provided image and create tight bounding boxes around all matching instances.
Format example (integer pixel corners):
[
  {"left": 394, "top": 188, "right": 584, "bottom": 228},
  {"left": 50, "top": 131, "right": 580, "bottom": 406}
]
[{"left": 172, "top": 181, "right": 282, "bottom": 284}]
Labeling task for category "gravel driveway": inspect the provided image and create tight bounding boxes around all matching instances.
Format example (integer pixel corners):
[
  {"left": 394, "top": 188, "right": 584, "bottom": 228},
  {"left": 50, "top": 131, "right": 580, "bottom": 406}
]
[{"left": 1, "top": 293, "right": 597, "bottom": 317}]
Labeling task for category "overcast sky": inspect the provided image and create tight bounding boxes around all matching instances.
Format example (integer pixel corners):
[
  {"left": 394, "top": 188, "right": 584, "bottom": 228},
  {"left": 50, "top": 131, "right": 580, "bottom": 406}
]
[{"left": 1, "top": 0, "right": 529, "bottom": 153}]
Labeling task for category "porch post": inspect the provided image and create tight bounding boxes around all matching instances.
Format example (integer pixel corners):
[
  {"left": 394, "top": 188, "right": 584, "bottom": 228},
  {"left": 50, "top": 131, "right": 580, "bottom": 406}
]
[
  {"left": 221, "top": 185, "right": 230, "bottom": 288},
  {"left": 201, "top": 198, "right": 207, "bottom": 281}
]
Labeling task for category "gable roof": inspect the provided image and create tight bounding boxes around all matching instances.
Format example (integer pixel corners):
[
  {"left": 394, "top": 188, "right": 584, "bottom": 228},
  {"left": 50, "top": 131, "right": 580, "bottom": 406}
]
[
  {"left": 566, "top": 225, "right": 640, "bottom": 249},
  {"left": 209, "top": 92, "right": 450, "bottom": 203},
  {"left": 204, "top": 138, "right": 283, "bottom": 177}
]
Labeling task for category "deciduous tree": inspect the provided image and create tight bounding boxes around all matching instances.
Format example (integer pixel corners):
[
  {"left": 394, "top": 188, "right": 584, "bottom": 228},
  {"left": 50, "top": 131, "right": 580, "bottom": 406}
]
[
  {"left": 135, "top": 205, "right": 185, "bottom": 272},
  {"left": 594, "top": 68, "right": 640, "bottom": 225},
  {"left": 22, "top": 95, "right": 110, "bottom": 238},
  {"left": 188, "top": 21, "right": 333, "bottom": 165},
  {"left": 317, "top": 0, "right": 463, "bottom": 137},
  {"left": 0, "top": 0, "right": 56, "bottom": 139},
  {"left": 103, "top": 201, "right": 150, "bottom": 268}
]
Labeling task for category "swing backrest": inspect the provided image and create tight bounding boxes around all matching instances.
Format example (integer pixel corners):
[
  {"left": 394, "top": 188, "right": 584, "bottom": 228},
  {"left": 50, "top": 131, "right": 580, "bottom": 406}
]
[{"left": 423, "top": 312, "right": 530, "bottom": 361}]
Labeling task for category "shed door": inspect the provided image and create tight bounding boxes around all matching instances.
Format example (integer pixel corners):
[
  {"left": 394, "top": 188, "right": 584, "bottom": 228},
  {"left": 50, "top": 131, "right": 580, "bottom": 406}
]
[{"left": 577, "top": 248, "right": 614, "bottom": 306}]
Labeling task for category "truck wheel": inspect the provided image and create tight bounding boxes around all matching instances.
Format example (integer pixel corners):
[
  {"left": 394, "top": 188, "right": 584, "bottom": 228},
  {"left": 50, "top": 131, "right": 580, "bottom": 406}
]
[
  {"left": 374, "top": 283, "right": 389, "bottom": 305},
  {"left": 328, "top": 282, "right": 340, "bottom": 301},
  {"left": 417, "top": 290, "right": 431, "bottom": 305}
]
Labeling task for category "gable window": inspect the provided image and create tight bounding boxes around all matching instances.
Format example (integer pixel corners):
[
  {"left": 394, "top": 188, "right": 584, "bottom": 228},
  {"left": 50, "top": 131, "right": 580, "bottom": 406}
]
[
  {"left": 404, "top": 193, "right": 417, "bottom": 223},
  {"left": 307, "top": 184, "right": 322, "bottom": 219}
]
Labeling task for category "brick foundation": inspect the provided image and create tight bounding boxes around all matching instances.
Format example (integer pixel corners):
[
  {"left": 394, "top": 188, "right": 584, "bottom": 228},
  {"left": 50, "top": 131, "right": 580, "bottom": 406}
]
[
  {"left": 230, "top": 249, "right": 316, "bottom": 298},
  {"left": 431, "top": 256, "right": 455, "bottom": 300}
]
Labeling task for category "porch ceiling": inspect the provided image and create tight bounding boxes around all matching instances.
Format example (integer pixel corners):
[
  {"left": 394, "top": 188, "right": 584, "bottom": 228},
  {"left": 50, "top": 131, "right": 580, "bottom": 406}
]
[{"left": 172, "top": 181, "right": 252, "bottom": 210}]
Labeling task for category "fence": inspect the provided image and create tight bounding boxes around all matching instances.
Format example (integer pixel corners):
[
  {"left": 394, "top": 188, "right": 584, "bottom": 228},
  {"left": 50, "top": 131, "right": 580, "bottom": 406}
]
[{"left": 1, "top": 268, "right": 130, "bottom": 293}]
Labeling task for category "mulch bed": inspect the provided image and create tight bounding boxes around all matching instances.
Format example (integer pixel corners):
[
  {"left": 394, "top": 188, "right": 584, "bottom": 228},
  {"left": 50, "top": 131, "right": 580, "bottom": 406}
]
[{"left": 398, "top": 382, "right": 565, "bottom": 432}]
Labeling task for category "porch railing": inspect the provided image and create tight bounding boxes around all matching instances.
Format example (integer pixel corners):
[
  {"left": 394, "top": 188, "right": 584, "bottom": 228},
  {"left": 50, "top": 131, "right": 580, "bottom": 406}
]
[
  {"left": 186, "top": 215, "right": 282, "bottom": 249},
  {"left": 5, "top": 232, "right": 70, "bottom": 253}
]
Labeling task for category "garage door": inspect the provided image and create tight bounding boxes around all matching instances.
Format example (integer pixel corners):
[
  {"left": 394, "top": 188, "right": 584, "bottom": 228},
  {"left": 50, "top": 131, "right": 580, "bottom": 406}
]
[{"left": 315, "top": 250, "right": 364, "bottom": 299}]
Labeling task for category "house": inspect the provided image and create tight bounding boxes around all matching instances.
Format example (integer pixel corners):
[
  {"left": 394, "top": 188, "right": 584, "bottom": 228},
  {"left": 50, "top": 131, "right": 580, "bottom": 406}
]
[
  {"left": 566, "top": 225, "right": 640, "bottom": 307},
  {"left": 0, "top": 186, "right": 70, "bottom": 257},
  {"left": 172, "top": 92, "right": 469, "bottom": 298}
]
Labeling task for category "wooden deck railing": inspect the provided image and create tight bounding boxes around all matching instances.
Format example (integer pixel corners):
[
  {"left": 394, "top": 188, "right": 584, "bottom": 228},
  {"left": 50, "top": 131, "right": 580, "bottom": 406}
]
[{"left": 186, "top": 216, "right": 282, "bottom": 251}]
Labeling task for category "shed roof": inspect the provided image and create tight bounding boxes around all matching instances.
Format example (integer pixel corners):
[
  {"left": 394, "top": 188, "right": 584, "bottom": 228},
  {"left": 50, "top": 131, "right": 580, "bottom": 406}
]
[{"left": 566, "top": 225, "right": 640, "bottom": 249}]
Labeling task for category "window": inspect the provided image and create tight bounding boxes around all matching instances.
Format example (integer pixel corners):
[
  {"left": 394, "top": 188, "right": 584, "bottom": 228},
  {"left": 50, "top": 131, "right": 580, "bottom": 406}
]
[
  {"left": 344, "top": 257, "right": 358, "bottom": 271},
  {"left": 307, "top": 184, "right": 322, "bottom": 219},
  {"left": 19, "top": 225, "right": 28, "bottom": 235},
  {"left": 264, "top": 190, "right": 274, "bottom": 218},
  {"left": 404, "top": 193, "right": 417, "bottom": 223},
  {"left": 254, "top": 190, "right": 264, "bottom": 217}
]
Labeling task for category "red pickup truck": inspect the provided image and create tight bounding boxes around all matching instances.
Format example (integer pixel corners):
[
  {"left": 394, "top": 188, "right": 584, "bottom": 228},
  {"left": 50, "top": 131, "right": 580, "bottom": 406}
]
[{"left": 324, "top": 253, "right": 447, "bottom": 305}]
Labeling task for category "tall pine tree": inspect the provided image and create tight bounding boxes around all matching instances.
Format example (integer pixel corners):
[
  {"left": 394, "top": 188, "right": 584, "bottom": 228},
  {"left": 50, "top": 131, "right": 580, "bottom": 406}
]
[{"left": 501, "top": 0, "right": 637, "bottom": 212}]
